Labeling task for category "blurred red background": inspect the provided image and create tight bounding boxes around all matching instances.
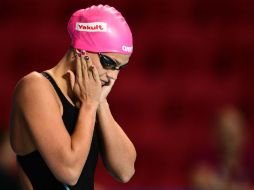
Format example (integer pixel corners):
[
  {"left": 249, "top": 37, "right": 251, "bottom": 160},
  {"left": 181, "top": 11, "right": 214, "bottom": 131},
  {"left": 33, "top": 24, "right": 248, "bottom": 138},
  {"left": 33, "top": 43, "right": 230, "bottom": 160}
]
[{"left": 1, "top": 0, "right": 254, "bottom": 189}]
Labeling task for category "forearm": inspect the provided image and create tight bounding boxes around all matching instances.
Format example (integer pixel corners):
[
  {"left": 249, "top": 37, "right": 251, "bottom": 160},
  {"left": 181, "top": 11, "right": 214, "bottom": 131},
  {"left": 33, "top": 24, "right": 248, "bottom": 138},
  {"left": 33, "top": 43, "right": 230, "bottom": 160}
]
[
  {"left": 67, "top": 103, "right": 97, "bottom": 178},
  {"left": 97, "top": 101, "right": 136, "bottom": 182}
]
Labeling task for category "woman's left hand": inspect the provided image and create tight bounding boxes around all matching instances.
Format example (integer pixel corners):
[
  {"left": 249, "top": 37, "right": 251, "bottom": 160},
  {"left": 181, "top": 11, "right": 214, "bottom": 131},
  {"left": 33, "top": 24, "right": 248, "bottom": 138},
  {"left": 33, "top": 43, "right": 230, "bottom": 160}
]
[{"left": 100, "top": 78, "right": 115, "bottom": 103}]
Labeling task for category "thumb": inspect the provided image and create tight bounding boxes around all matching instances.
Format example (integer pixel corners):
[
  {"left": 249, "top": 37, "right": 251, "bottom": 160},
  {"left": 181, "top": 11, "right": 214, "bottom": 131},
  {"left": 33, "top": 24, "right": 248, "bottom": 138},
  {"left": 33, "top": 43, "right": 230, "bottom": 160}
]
[
  {"left": 66, "top": 70, "right": 75, "bottom": 90},
  {"left": 107, "top": 78, "right": 116, "bottom": 87}
]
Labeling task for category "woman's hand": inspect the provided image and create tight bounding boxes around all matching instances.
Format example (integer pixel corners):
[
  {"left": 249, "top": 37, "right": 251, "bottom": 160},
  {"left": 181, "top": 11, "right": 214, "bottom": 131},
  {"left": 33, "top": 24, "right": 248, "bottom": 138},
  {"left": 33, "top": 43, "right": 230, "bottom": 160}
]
[
  {"left": 67, "top": 53, "right": 102, "bottom": 109},
  {"left": 100, "top": 78, "right": 116, "bottom": 103}
]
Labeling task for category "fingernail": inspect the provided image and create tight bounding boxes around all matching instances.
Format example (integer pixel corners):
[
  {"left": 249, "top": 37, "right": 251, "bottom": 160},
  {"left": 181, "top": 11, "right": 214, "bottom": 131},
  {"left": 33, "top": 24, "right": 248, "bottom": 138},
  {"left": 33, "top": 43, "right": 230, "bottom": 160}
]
[
  {"left": 89, "top": 65, "right": 94, "bottom": 70},
  {"left": 85, "top": 56, "right": 89, "bottom": 61},
  {"left": 75, "top": 49, "right": 81, "bottom": 57}
]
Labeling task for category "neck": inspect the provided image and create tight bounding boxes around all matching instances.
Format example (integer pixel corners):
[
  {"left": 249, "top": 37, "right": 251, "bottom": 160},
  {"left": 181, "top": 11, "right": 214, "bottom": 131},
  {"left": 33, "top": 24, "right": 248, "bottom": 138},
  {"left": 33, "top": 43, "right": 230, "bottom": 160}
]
[
  {"left": 46, "top": 48, "right": 76, "bottom": 103},
  {"left": 50, "top": 48, "right": 73, "bottom": 77}
]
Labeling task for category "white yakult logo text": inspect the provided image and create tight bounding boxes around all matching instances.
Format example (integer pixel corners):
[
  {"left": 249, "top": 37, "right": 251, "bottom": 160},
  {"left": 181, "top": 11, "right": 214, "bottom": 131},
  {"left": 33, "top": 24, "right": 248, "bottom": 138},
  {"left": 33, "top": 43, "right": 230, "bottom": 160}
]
[
  {"left": 76, "top": 22, "right": 107, "bottom": 32},
  {"left": 122, "top": 45, "right": 133, "bottom": 53}
]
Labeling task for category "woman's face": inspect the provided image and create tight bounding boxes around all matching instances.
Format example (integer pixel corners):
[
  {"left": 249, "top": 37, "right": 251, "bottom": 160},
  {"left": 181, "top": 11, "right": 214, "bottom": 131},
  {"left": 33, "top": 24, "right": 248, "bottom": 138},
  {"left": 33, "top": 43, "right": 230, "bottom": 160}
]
[{"left": 86, "top": 52, "right": 131, "bottom": 86}]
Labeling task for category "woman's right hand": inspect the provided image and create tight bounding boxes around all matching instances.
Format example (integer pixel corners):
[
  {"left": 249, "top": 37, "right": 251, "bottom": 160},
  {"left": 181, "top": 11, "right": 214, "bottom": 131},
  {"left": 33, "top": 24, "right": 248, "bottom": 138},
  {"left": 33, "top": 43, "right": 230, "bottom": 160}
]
[{"left": 67, "top": 53, "right": 102, "bottom": 109}]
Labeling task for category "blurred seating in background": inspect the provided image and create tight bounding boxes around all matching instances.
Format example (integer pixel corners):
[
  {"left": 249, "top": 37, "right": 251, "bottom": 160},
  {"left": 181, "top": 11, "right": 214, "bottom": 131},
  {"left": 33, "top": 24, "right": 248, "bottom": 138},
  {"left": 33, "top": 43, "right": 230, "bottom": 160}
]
[{"left": 1, "top": 0, "right": 254, "bottom": 189}]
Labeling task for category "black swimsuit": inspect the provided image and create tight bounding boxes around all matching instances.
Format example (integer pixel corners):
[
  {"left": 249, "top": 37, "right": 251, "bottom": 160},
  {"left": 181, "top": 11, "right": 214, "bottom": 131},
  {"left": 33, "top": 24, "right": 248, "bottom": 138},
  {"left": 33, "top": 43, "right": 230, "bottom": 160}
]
[{"left": 17, "top": 72, "right": 99, "bottom": 190}]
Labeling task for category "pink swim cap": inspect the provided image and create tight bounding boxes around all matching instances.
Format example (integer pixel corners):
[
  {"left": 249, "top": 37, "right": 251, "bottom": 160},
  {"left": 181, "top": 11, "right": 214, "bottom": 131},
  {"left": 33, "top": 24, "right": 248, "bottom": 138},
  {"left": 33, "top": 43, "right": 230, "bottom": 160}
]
[{"left": 67, "top": 5, "right": 133, "bottom": 55}]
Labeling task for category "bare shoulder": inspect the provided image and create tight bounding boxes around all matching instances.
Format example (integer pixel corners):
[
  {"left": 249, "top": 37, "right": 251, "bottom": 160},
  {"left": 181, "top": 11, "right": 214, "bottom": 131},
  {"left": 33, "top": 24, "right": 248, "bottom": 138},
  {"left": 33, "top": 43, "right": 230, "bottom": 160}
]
[
  {"left": 14, "top": 71, "right": 48, "bottom": 98},
  {"left": 13, "top": 71, "right": 57, "bottom": 107},
  {"left": 12, "top": 70, "right": 64, "bottom": 119},
  {"left": 10, "top": 71, "right": 55, "bottom": 154}
]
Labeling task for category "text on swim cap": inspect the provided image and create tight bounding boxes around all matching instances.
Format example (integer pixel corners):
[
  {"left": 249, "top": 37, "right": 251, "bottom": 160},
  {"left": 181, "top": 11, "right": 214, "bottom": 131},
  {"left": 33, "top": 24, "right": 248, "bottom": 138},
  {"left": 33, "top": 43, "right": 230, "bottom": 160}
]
[
  {"left": 122, "top": 45, "right": 133, "bottom": 53},
  {"left": 76, "top": 22, "right": 107, "bottom": 32}
]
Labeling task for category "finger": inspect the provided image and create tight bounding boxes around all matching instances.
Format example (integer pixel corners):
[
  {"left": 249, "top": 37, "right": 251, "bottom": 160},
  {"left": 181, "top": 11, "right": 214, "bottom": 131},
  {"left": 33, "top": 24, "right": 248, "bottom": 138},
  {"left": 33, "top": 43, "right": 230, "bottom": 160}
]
[
  {"left": 84, "top": 55, "right": 93, "bottom": 78},
  {"left": 85, "top": 55, "right": 92, "bottom": 68},
  {"left": 75, "top": 52, "right": 82, "bottom": 82},
  {"left": 108, "top": 78, "right": 116, "bottom": 87},
  {"left": 81, "top": 54, "right": 88, "bottom": 78},
  {"left": 75, "top": 49, "right": 81, "bottom": 57},
  {"left": 66, "top": 70, "right": 75, "bottom": 90},
  {"left": 90, "top": 64, "right": 100, "bottom": 82}
]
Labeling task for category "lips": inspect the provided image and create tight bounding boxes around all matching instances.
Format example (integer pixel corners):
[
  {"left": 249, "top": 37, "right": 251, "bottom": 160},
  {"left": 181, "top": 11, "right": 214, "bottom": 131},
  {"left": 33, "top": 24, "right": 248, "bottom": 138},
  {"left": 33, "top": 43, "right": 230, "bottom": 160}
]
[
  {"left": 101, "top": 80, "right": 109, "bottom": 86},
  {"left": 101, "top": 81, "right": 106, "bottom": 86}
]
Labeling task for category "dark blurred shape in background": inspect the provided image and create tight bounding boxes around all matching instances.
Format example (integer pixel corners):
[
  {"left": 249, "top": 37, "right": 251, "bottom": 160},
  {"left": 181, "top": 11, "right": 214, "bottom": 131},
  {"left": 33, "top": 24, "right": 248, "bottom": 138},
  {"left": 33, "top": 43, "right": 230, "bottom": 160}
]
[
  {"left": 1, "top": 0, "right": 254, "bottom": 189},
  {"left": 189, "top": 106, "right": 254, "bottom": 189}
]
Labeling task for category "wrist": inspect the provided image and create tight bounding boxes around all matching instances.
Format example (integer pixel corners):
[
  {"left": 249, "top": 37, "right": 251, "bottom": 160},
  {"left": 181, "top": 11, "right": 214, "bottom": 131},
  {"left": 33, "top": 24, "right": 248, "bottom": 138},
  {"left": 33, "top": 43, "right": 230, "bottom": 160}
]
[
  {"left": 97, "top": 100, "right": 109, "bottom": 113},
  {"left": 99, "top": 97, "right": 107, "bottom": 104},
  {"left": 77, "top": 102, "right": 97, "bottom": 126},
  {"left": 80, "top": 101, "right": 99, "bottom": 112}
]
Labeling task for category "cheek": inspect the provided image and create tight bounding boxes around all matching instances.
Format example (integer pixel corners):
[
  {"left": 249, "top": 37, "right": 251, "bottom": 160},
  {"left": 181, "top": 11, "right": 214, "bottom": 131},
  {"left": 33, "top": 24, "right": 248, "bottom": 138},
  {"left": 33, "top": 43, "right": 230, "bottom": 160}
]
[{"left": 108, "top": 70, "right": 119, "bottom": 80}]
